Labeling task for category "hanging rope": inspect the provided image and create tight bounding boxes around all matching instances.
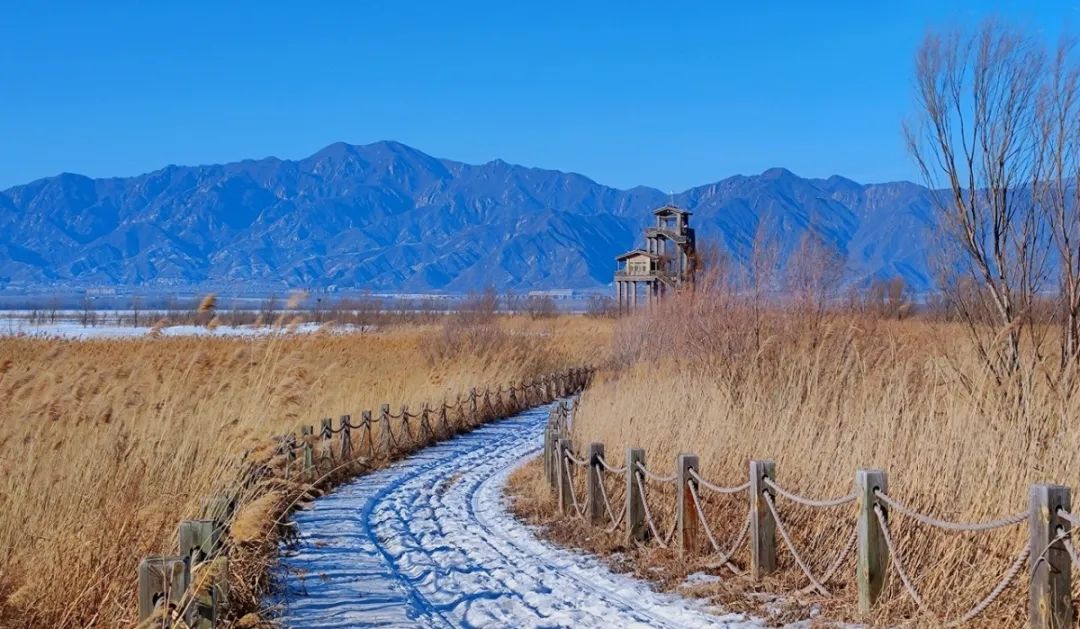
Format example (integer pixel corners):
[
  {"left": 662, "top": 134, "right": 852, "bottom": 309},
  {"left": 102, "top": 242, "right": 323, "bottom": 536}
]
[
  {"left": 875, "top": 490, "right": 1026, "bottom": 533},
  {"left": 689, "top": 481, "right": 748, "bottom": 572},
  {"left": 596, "top": 469, "right": 627, "bottom": 533},
  {"left": 764, "top": 478, "right": 857, "bottom": 508},
  {"left": 689, "top": 469, "right": 749, "bottom": 495},
  {"left": 596, "top": 454, "right": 627, "bottom": 474},
  {"left": 634, "top": 471, "right": 676, "bottom": 546},
  {"left": 763, "top": 492, "right": 831, "bottom": 596},
  {"left": 635, "top": 461, "right": 676, "bottom": 484},
  {"left": 561, "top": 454, "right": 587, "bottom": 519},
  {"left": 796, "top": 524, "right": 857, "bottom": 596}
]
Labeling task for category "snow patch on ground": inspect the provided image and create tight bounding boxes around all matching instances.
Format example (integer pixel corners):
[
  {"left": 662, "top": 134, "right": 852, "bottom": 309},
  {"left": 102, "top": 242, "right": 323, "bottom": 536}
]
[
  {"left": 271, "top": 405, "right": 762, "bottom": 628},
  {"left": 0, "top": 321, "right": 369, "bottom": 339},
  {"left": 684, "top": 572, "right": 724, "bottom": 586}
]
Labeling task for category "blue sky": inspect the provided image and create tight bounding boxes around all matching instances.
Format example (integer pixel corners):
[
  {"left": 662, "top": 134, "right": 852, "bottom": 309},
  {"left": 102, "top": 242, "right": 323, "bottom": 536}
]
[{"left": 1, "top": 1, "right": 1075, "bottom": 191}]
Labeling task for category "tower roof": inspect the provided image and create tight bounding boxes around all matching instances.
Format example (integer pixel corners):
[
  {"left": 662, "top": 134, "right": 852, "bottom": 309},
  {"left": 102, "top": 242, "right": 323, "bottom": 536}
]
[
  {"left": 615, "top": 248, "right": 660, "bottom": 261},
  {"left": 653, "top": 204, "right": 692, "bottom": 217}
]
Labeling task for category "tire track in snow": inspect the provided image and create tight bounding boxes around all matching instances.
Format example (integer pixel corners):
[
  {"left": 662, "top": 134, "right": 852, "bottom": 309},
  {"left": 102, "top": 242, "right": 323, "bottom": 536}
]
[{"left": 273, "top": 404, "right": 760, "bottom": 628}]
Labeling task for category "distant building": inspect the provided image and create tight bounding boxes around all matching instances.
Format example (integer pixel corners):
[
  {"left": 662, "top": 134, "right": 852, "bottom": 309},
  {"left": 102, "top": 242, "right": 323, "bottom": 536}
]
[
  {"left": 614, "top": 205, "right": 697, "bottom": 314},
  {"left": 527, "top": 289, "right": 575, "bottom": 300}
]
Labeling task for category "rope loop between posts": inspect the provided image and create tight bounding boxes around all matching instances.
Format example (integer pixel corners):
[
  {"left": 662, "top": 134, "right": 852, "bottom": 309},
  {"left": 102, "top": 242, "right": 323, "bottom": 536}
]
[
  {"left": 596, "top": 469, "right": 627, "bottom": 532},
  {"left": 634, "top": 470, "right": 676, "bottom": 546},
  {"left": 595, "top": 454, "right": 627, "bottom": 474},
  {"left": 565, "top": 450, "right": 590, "bottom": 467},
  {"left": 689, "top": 469, "right": 749, "bottom": 495},
  {"left": 1057, "top": 508, "right": 1080, "bottom": 527},
  {"left": 635, "top": 461, "right": 677, "bottom": 484},
  {"left": 763, "top": 477, "right": 856, "bottom": 508},
  {"left": 689, "top": 481, "right": 748, "bottom": 573},
  {"left": 561, "top": 453, "right": 587, "bottom": 519},
  {"left": 762, "top": 492, "right": 831, "bottom": 596},
  {"left": 796, "top": 524, "right": 857, "bottom": 596},
  {"left": 874, "top": 490, "right": 1027, "bottom": 533},
  {"left": 874, "top": 504, "right": 1030, "bottom": 626}
]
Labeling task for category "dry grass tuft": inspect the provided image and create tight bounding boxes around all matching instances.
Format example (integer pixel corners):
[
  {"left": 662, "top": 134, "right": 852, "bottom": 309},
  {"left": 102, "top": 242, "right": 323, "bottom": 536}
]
[
  {"left": 513, "top": 294, "right": 1080, "bottom": 626},
  {"left": 0, "top": 315, "right": 609, "bottom": 627}
]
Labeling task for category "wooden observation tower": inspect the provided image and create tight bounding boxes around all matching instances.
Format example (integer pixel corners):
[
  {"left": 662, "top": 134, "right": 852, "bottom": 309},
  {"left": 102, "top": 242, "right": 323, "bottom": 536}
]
[{"left": 614, "top": 205, "right": 697, "bottom": 314}]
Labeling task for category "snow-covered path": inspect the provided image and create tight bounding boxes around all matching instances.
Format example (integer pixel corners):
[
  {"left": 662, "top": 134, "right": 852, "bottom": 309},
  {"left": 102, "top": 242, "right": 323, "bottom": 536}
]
[{"left": 273, "top": 404, "right": 758, "bottom": 628}]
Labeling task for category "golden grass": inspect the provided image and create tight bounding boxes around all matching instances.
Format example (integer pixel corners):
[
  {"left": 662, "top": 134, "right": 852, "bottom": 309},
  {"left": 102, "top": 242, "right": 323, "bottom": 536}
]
[
  {"left": 531, "top": 297, "right": 1080, "bottom": 626},
  {"left": 0, "top": 315, "right": 610, "bottom": 627}
]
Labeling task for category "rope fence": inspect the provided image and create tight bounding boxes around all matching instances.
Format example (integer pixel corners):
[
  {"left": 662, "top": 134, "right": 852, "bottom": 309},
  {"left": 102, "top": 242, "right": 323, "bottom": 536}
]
[
  {"left": 136, "top": 366, "right": 595, "bottom": 627},
  {"left": 541, "top": 418, "right": 1078, "bottom": 627}
]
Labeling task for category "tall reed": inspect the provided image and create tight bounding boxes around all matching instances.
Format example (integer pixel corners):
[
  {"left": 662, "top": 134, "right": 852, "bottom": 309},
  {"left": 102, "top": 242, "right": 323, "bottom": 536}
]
[
  {"left": 0, "top": 315, "right": 609, "bottom": 627},
  {"left": 566, "top": 293, "right": 1078, "bottom": 625}
]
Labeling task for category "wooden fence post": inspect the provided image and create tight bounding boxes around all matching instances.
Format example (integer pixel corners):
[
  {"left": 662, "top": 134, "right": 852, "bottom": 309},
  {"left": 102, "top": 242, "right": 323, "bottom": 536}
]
[
  {"left": 339, "top": 414, "right": 352, "bottom": 459},
  {"left": 543, "top": 427, "right": 553, "bottom": 487},
  {"left": 1029, "top": 484, "right": 1072, "bottom": 628},
  {"left": 587, "top": 442, "right": 605, "bottom": 524},
  {"left": 677, "top": 453, "right": 700, "bottom": 555},
  {"left": 557, "top": 438, "right": 573, "bottom": 514},
  {"left": 178, "top": 519, "right": 223, "bottom": 625},
  {"left": 420, "top": 403, "right": 432, "bottom": 443},
  {"left": 626, "top": 447, "right": 647, "bottom": 542},
  {"left": 749, "top": 459, "right": 776, "bottom": 579},
  {"left": 361, "top": 410, "right": 373, "bottom": 456},
  {"left": 320, "top": 417, "right": 333, "bottom": 463},
  {"left": 138, "top": 556, "right": 189, "bottom": 621},
  {"left": 300, "top": 426, "right": 315, "bottom": 479},
  {"left": 380, "top": 404, "right": 392, "bottom": 456},
  {"left": 178, "top": 519, "right": 221, "bottom": 564},
  {"left": 856, "top": 469, "right": 888, "bottom": 612},
  {"left": 284, "top": 433, "right": 297, "bottom": 480},
  {"left": 401, "top": 405, "right": 412, "bottom": 447}
]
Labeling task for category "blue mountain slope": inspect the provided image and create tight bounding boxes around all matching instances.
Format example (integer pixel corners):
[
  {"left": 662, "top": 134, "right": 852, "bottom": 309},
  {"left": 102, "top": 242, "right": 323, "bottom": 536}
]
[{"left": 0, "top": 141, "right": 939, "bottom": 291}]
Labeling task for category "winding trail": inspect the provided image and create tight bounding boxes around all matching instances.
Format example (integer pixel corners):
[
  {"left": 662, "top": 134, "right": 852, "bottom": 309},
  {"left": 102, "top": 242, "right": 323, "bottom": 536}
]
[{"left": 273, "top": 404, "right": 758, "bottom": 628}]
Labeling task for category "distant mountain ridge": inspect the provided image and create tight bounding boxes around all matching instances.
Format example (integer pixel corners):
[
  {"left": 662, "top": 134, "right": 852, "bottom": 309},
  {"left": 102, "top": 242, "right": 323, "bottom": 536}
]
[{"left": 0, "top": 141, "right": 938, "bottom": 292}]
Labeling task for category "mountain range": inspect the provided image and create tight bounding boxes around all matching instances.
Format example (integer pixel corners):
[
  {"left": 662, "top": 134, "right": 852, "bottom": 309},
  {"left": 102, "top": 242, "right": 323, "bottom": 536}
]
[{"left": 0, "top": 140, "right": 939, "bottom": 293}]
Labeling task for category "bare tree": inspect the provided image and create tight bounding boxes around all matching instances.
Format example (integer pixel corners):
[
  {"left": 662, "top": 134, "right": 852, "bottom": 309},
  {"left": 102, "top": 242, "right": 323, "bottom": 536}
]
[
  {"left": 1034, "top": 38, "right": 1080, "bottom": 383},
  {"left": 905, "top": 20, "right": 1051, "bottom": 384},
  {"left": 130, "top": 294, "right": 142, "bottom": 327}
]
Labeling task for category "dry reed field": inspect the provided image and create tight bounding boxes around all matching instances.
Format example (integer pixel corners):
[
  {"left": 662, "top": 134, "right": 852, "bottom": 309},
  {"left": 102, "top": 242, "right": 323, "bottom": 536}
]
[
  {"left": 0, "top": 315, "right": 610, "bottom": 627},
  {"left": 510, "top": 294, "right": 1080, "bottom": 626}
]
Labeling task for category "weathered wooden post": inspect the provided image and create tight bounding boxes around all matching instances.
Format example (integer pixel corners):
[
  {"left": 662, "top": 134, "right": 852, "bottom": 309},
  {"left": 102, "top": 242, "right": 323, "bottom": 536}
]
[
  {"left": 438, "top": 404, "right": 449, "bottom": 437},
  {"left": 626, "top": 447, "right": 647, "bottom": 542},
  {"left": 339, "top": 414, "right": 352, "bottom": 460},
  {"left": 283, "top": 433, "right": 297, "bottom": 480},
  {"left": 320, "top": 417, "right": 333, "bottom": 463},
  {"left": 856, "top": 469, "right": 889, "bottom": 612},
  {"left": 543, "top": 427, "right": 553, "bottom": 486},
  {"left": 178, "top": 519, "right": 225, "bottom": 623},
  {"left": 676, "top": 453, "right": 700, "bottom": 555},
  {"left": 1029, "top": 484, "right": 1072, "bottom": 628},
  {"left": 179, "top": 519, "right": 221, "bottom": 564},
  {"left": 587, "top": 442, "right": 605, "bottom": 524},
  {"left": 420, "top": 403, "right": 432, "bottom": 443},
  {"left": 361, "top": 410, "right": 373, "bottom": 456},
  {"left": 380, "top": 404, "right": 392, "bottom": 456},
  {"left": 138, "top": 556, "right": 189, "bottom": 621},
  {"left": 749, "top": 459, "right": 777, "bottom": 579},
  {"left": 557, "top": 438, "right": 573, "bottom": 514},
  {"left": 400, "top": 405, "right": 412, "bottom": 447},
  {"left": 300, "top": 425, "right": 315, "bottom": 479}
]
